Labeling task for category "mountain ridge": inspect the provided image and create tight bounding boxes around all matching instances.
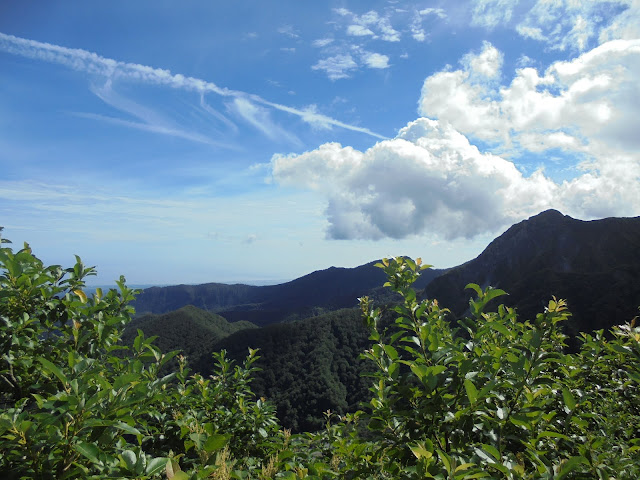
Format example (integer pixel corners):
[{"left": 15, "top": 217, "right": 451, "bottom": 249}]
[
  {"left": 132, "top": 259, "right": 443, "bottom": 325},
  {"left": 425, "top": 209, "right": 640, "bottom": 334}
]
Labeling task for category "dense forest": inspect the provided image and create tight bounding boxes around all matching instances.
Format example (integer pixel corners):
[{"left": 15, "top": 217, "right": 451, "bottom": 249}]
[{"left": 2, "top": 224, "right": 640, "bottom": 478}]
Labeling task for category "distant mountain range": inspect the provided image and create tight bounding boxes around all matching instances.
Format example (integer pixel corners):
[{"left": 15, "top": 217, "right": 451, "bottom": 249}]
[
  {"left": 132, "top": 260, "right": 443, "bottom": 326},
  {"left": 125, "top": 209, "right": 640, "bottom": 430},
  {"left": 133, "top": 209, "right": 640, "bottom": 334}
]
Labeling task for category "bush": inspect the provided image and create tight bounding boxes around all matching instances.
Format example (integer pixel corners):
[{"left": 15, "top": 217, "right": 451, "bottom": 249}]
[
  {"left": 1, "top": 228, "right": 638, "bottom": 478},
  {"left": 0, "top": 230, "right": 284, "bottom": 479}
]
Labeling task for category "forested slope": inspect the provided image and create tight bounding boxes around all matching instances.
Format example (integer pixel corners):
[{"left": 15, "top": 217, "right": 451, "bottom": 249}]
[{"left": 200, "top": 308, "right": 373, "bottom": 432}]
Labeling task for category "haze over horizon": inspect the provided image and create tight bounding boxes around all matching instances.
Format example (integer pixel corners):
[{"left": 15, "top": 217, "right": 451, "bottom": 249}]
[{"left": 1, "top": 1, "right": 639, "bottom": 285}]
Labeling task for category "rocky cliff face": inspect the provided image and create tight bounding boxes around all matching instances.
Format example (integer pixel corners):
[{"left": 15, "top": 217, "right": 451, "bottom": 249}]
[{"left": 425, "top": 209, "right": 640, "bottom": 335}]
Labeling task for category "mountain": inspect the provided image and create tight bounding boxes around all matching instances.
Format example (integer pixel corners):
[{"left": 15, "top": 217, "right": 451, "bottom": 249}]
[
  {"left": 196, "top": 308, "right": 373, "bottom": 433},
  {"left": 124, "top": 209, "right": 640, "bottom": 431},
  {"left": 121, "top": 305, "right": 257, "bottom": 361},
  {"left": 132, "top": 260, "right": 443, "bottom": 326},
  {"left": 425, "top": 209, "right": 640, "bottom": 336}
]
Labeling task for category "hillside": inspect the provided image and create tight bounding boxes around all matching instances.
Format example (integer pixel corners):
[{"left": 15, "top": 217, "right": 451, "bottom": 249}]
[
  {"left": 425, "top": 209, "right": 640, "bottom": 335},
  {"left": 132, "top": 260, "right": 443, "bottom": 326},
  {"left": 196, "top": 308, "right": 373, "bottom": 433},
  {"left": 121, "top": 305, "right": 257, "bottom": 362}
]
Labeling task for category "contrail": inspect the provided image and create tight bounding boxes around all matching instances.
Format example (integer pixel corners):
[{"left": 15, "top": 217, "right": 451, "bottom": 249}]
[{"left": 0, "top": 32, "right": 388, "bottom": 140}]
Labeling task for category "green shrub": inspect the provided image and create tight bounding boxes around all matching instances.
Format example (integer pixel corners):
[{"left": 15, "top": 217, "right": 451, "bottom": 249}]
[
  {"left": 0, "top": 230, "right": 284, "bottom": 479},
  {"left": 1, "top": 228, "right": 638, "bottom": 479}
]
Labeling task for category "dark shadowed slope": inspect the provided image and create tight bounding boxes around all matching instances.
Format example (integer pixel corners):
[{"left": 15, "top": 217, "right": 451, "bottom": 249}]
[{"left": 425, "top": 209, "right": 640, "bottom": 335}]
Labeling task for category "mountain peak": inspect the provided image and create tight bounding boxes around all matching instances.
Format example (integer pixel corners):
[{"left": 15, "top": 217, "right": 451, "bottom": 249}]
[
  {"left": 529, "top": 209, "right": 566, "bottom": 220},
  {"left": 425, "top": 211, "right": 640, "bottom": 334}
]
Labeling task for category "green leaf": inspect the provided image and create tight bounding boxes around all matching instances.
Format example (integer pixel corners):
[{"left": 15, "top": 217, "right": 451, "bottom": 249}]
[
  {"left": 145, "top": 457, "right": 167, "bottom": 476},
  {"left": 38, "top": 357, "right": 68, "bottom": 385},
  {"left": 480, "top": 444, "right": 500, "bottom": 461},
  {"left": 483, "top": 287, "right": 508, "bottom": 303},
  {"left": 166, "top": 458, "right": 182, "bottom": 479},
  {"left": 120, "top": 450, "right": 137, "bottom": 470},
  {"left": 488, "top": 321, "right": 511, "bottom": 338},
  {"left": 537, "top": 431, "right": 569, "bottom": 441},
  {"left": 74, "top": 441, "right": 101, "bottom": 464},
  {"left": 114, "top": 421, "right": 141, "bottom": 436},
  {"left": 556, "top": 456, "right": 588, "bottom": 479},
  {"left": 465, "top": 283, "right": 483, "bottom": 297},
  {"left": 437, "top": 449, "right": 452, "bottom": 474},
  {"left": 464, "top": 379, "right": 478, "bottom": 404},
  {"left": 562, "top": 387, "right": 577, "bottom": 411},
  {"left": 383, "top": 345, "right": 398, "bottom": 360},
  {"left": 409, "top": 443, "right": 433, "bottom": 460},
  {"left": 204, "top": 433, "right": 229, "bottom": 453}
]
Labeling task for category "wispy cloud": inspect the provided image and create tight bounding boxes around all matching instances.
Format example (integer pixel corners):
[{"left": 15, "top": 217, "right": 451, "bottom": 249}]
[
  {"left": 0, "top": 32, "right": 385, "bottom": 139},
  {"left": 229, "top": 97, "right": 302, "bottom": 146},
  {"left": 71, "top": 111, "right": 238, "bottom": 148}
]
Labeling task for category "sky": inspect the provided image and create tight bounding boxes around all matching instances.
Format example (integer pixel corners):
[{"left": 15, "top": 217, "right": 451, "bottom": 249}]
[{"left": 1, "top": 1, "right": 639, "bottom": 286}]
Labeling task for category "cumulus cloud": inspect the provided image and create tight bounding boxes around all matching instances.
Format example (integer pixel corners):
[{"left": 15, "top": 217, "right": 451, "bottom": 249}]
[
  {"left": 272, "top": 119, "right": 561, "bottom": 240},
  {"left": 420, "top": 39, "right": 640, "bottom": 154},
  {"left": 461, "top": 41, "right": 503, "bottom": 79},
  {"left": 272, "top": 39, "right": 640, "bottom": 241},
  {"left": 363, "top": 52, "right": 390, "bottom": 69}
]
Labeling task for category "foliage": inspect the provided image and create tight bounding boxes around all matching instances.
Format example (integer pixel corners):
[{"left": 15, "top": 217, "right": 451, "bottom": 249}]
[
  {"left": 355, "top": 256, "right": 640, "bottom": 478},
  {"left": 0, "top": 230, "right": 283, "bottom": 479},
  {"left": 1, "top": 227, "right": 639, "bottom": 478}
]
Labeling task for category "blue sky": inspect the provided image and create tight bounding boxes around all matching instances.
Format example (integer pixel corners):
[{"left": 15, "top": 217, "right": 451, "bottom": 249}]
[{"left": 1, "top": 1, "right": 639, "bottom": 285}]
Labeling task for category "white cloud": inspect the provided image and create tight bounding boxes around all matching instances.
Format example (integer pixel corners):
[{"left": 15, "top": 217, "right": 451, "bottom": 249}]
[
  {"left": 0, "top": 32, "right": 385, "bottom": 139},
  {"left": 271, "top": 38, "right": 640, "bottom": 241},
  {"left": 272, "top": 115, "right": 639, "bottom": 240},
  {"left": 272, "top": 119, "right": 562, "bottom": 240},
  {"left": 599, "top": 0, "right": 640, "bottom": 42},
  {"left": 312, "top": 54, "right": 358, "bottom": 80},
  {"left": 363, "top": 52, "right": 390, "bottom": 69},
  {"left": 471, "top": 0, "right": 514, "bottom": 28},
  {"left": 280, "top": 47, "right": 296, "bottom": 53},
  {"left": 461, "top": 41, "right": 503, "bottom": 79},
  {"left": 338, "top": 8, "right": 401, "bottom": 42},
  {"left": 277, "top": 25, "right": 299, "bottom": 38},
  {"left": 378, "top": 18, "right": 401, "bottom": 42},
  {"left": 347, "top": 25, "right": 375, "bottom": 37},
  {"left": 312, "top": 38, "right": 334, "bottom": 47},
  {"left": 411, "top": 29, "right": 426, "bottom": 42},
  {"left": 420, "top": 39, "right": 640, "bottom": 153},
  {"left": 419, "top": 8, "right": 447, "bottom": 19},
  {"left": 470, "top": 0, "right": 638, "bottom": 51},
  {"left": 229, "top": 97, "right": 301, "bottom": 145}
]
